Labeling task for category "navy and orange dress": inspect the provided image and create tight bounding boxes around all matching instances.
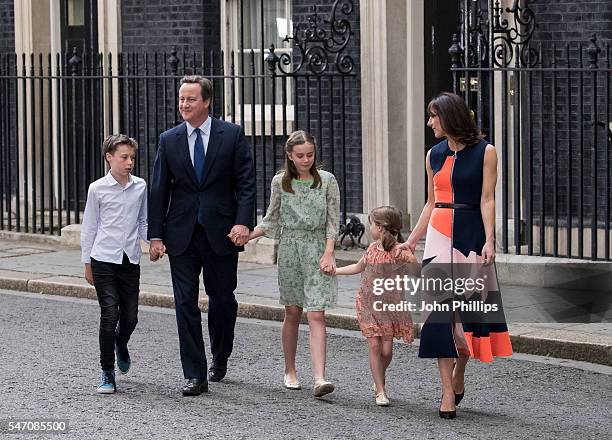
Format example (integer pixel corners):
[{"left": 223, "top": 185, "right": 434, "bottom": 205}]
[{"left": 418, "top": 138, "right": 513, "bottom": 362}]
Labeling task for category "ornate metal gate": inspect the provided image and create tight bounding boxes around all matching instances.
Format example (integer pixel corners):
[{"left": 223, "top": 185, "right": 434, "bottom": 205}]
[{"left": 451, "top": 0, "right": 611, "bottom": 261}]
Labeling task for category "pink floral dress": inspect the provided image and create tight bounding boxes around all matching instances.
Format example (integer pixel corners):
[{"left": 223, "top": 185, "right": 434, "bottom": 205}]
[{"left": 355, "top": 242, "right": 416, "bottom": 342}]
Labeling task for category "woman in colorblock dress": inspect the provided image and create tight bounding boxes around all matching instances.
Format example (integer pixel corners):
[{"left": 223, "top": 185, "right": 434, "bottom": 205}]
[
  {"left": 398, "top": 92, "right": 512, "bottom": 419},
  {"left": 248, "top": 130, "right": 340, "bottom": 398}
]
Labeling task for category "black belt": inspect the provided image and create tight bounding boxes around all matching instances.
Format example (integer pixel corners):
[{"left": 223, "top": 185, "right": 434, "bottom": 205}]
[{"left": 435, "top": 202, "right": 479, "bottom": 210}]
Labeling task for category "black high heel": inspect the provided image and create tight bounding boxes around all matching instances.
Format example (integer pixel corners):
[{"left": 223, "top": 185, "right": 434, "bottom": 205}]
[
  {"left": 452, "top": 361, "right": 465, "bottom": 406},
  {"left": 439, "top": 396, "right": 457, "bottom": 419},
  {"left": 439, "top": 408, "right": 457, "bottom": 419},
  {"left": 454, "top": 390, "right": 465, "bottom": 406}
]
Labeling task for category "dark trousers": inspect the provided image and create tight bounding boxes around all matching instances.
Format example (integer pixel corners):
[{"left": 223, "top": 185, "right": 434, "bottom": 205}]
[
  {"left": 169, "top": 224, "right": 238, "bottom": 379},
  {"left": 91, "top": 254, "right": 140, "bottom": 371}
]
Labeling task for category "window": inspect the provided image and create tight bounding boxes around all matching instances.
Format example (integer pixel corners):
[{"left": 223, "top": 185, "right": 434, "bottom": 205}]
[
  {"left": 67, "top": 0, "right": 85, "bottom": 26},
  {"left": 223, "top": 0, "right": 294, "bottom": 134}
]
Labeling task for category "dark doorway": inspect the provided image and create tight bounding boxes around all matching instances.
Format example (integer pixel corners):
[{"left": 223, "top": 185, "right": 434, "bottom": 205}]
[
  {"left": 60, "top": 0, "right": 98, "bottom": 54},
  {"left": 423, "top": 0, "right": 458, "bottom": 150},
  {"left": 60, "top": 0, "right": 99, "bottom": 214}
]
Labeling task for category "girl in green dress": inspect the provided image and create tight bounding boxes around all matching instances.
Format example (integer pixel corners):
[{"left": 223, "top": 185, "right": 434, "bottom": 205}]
[{"left": 248, "top": 130, "right": 340, "bottom": 398}]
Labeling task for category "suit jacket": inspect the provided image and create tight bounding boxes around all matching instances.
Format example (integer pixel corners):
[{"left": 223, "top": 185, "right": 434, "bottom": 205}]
[{"left": 148, "top": 117, "right": 256, "bottom": 256}]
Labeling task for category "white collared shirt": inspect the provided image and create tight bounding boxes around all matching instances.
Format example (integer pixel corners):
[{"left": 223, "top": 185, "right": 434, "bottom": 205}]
[
  {"left": 186, "top": 116, "right": 211, "bottom": 165},
  {"left": 80, "top": 172, "right": 148, "bottom": 264}
]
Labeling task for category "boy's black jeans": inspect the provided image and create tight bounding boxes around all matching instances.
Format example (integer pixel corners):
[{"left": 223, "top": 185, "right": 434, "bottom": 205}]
[{"left": 91, "top": 254, "right": 140, "bottom": 371}]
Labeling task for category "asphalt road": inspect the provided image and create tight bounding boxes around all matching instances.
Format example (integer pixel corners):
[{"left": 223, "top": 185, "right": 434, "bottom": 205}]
[{"left": 1, "top": 289, "right": 610, "bottom": 440}]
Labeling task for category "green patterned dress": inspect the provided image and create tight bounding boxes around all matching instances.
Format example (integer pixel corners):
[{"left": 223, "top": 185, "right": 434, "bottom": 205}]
[{"left": 258, "top": 170, "right": 340, "bottom": 311}]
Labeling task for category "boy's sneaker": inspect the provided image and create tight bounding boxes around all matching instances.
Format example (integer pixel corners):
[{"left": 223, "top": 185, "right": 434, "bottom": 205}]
[
  {"left": 96, "top": 370, "right": 116, "bottom": 394},
  {"left": 115, "top": 343, "right": 131, "bottom": 374}
]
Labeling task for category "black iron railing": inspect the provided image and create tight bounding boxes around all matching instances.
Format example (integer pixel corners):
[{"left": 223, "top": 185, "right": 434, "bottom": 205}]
[
  {"left": 451, "top": 0, "right": 611, "bottom": 261},
  {"left": 0, "top": 3, "right": 358, "bottom": 236}
]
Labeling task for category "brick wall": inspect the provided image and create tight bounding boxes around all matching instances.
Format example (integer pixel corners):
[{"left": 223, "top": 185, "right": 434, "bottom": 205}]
[
  {"left": 121, "top": 0, "right": 220, "bottom": 54},
  {"left": 528, "top": 0, "right": 611, "bottom": 226},
  {"left": 530, "top": 1, "right": 612, "bottom": 44},
  {"left": 119, "top": 0, "right": 222, "bottom": 182},
  {"left": 0, "top": 0, "right": 14, "bottom": 53},
  {"left": 119, "top": 0, "right": 362, "bottom": 214}
]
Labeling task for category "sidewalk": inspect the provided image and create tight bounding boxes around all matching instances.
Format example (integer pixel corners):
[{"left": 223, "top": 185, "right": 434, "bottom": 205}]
[{"left": 0, "top": 237, "right": 610, "bottom": 366}]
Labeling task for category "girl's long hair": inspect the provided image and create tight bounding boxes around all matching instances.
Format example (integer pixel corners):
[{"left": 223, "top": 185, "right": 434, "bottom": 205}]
[
  {"left": 281, "top": 130, "right": 322, "bottom": 193},
  {"left": 369, "top": 206, "right": 405, "bottom": 252},
  {"left": 427, "top": 92, "right": 483, "bottom": 146}
]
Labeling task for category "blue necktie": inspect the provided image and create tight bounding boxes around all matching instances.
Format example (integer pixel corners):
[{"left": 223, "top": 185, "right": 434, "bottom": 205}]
[{"left": 193, "top": 128, "right": 205, "bottom": 183}]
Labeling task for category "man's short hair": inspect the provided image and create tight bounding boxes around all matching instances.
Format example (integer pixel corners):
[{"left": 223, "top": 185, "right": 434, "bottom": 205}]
[
  {"left": 101, "top": 134, "right": 138, "bottom": 162},
  {"left": 180, "top": 75, "right": 213, "bottom": 102}
]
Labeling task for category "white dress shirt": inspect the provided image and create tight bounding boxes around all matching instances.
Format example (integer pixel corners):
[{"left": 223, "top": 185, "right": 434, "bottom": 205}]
[
  {"left": 80, "top": 172, "right": 148, "bottom": 264},
  {"left": 186, "top": 116, "right": 211, "bottom": 165}
]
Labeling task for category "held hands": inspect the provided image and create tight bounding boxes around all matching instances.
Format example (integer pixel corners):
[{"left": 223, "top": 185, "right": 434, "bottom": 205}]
[
  {"left": 149, "top": 239, "right": 167, "bottom": 262},
  {"left": 394, "top": 235, "right": 417, "bottom": 257},
  {"left": 481, "top": 241, "right": 496, "bottom": 266},
  {"left": 84, "top": 263, "right": 94, "bottom": 285},
  {"left": 228, "top": 225, "right": 250, "bottom": 247},
  {"left": 319, "top": 251, "right": 336, "bottom": 275}
]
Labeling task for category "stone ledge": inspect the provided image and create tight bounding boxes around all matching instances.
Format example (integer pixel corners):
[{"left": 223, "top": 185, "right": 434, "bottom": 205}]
[
  {"left": 59, "top": 224, "right": 82, "bottom": 248},
  {"left": 495, "top": 253, "right": 612, "bottom": 292},
  {"left": 238, "top": 237, "right": 277, "bottom": 265},
  {"left": 60, "top": 224, "right": 274, "bottom": 264},
  {"left": 8, "top": 228, "right": 612, "bottom": 291},
  {"left": 0, "top": 230, "right": 62, "bottom": 246}
]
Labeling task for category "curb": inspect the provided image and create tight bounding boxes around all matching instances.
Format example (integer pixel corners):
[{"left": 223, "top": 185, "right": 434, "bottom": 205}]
[
  {"left": 509, "top": 335, "right": 612, "bottom": 367},
  {"left": 1, "top": 276, "right": 610, "bottom": 367}
]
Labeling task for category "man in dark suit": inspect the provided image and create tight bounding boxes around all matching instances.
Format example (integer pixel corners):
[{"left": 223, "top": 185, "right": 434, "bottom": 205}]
[{"left": 148, "top": 75, "right": 255, "bottom": 396}]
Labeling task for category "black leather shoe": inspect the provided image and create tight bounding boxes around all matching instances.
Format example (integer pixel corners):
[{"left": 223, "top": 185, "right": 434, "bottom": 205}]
[
  {"left": 208, "top": 366, "right": 227, "bottom": 382},
  {"left": 182, "top": 378, "right": 208, "bottom": 396}
]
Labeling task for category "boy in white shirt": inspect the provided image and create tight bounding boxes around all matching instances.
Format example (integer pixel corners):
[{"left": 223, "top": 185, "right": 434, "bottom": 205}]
[{"left": 81, "top": 134, "right": 150, "bottom": 394}]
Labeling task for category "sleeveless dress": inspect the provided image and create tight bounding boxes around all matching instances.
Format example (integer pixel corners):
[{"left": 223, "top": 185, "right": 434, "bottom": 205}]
[
  {"left": 418, "top": 139, "right": 513, "bottom": 362},
  {"left": 355, "top": 242, "right": 415, "bottom": 342}
]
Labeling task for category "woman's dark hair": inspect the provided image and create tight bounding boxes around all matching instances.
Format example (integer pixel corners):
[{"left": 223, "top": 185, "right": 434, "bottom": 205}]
[
  {"left": 281, "top": 130, "right": 322, "bottom": 193},
  {"left": 369, "top": 206, "right": 405, "bottom": 252},
  {"left": 427, "top": 92, "right": 483, "bottom": 146}
]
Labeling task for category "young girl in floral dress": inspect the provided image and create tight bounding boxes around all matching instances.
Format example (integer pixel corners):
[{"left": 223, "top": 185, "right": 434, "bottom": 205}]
[
  {"left": 335, "top": 206, "right": 416, "bottom": 406},
  {"left": 248, "top": 130, "right": 340, "bottom": 398}
]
